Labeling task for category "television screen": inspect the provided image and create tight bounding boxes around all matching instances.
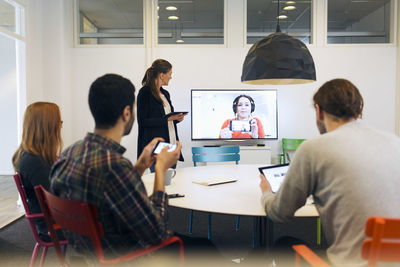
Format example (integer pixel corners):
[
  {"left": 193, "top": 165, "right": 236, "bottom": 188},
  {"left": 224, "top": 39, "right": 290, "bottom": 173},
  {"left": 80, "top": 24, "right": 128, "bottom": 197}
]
[{"left": 191, "top": 89, "right": 278, "bottom": 140}]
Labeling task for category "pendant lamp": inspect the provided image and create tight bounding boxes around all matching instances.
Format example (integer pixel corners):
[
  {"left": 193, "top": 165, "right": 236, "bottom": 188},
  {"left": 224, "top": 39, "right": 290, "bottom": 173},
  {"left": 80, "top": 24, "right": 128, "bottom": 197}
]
[{"left": 241, "top": 0, "right": 316, "bottom": 85}]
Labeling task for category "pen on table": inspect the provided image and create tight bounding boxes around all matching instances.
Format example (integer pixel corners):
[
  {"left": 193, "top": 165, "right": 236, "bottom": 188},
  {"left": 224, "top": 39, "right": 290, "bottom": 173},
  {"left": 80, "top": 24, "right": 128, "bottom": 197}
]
[{"left": 168, "top": 193, "right": 185, "bottom": 198}]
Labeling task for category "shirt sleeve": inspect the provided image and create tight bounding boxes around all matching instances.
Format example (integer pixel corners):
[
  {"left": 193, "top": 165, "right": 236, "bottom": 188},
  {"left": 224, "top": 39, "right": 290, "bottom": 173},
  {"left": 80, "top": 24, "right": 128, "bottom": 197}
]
[
  {"left": 103, "top": 158, "right": 170, "bottom": 245},
  {"left": 260, "top": 142, "right": 314, "bottom": 222},
  {"left": 256, "top": 118, "right": 265, "bottom": 138},
  {"left": 219, "top": 119, "right": 231, "bottom": 138}
]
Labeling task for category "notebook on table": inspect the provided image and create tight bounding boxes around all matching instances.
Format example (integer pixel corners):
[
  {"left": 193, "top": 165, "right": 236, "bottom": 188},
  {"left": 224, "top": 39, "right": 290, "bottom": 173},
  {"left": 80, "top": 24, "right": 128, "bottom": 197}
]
[{"left": 192, "top": 176, "right": 238, "bottom": 186}]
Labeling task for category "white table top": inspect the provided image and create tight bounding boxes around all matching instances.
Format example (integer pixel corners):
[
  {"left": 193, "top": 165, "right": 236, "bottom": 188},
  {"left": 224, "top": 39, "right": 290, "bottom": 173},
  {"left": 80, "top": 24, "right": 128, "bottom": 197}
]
[{"left": 142, "top": 164, "right": 318, "bottom": 217}]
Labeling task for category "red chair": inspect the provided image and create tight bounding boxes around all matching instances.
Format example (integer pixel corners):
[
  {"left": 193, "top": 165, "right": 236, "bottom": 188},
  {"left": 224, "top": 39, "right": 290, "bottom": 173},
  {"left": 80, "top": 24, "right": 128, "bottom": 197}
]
[
  {"left": 34, "top": 185, "right": 184, "bottom": 266},
  {"left": 361, "top": 217, "right": 400, "bottom": 267},
  {"left": 292, "top": 217, "right": 400, "bottom": 267},
  {"left": 13, "top": 174, "right": 67, "bottom": 267}
]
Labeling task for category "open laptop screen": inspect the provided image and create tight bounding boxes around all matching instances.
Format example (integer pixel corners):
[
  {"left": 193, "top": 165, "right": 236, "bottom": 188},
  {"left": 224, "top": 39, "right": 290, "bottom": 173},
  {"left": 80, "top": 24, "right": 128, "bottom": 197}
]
[{"left": 258, "top": 164, "right": 289, "bottom": 193}]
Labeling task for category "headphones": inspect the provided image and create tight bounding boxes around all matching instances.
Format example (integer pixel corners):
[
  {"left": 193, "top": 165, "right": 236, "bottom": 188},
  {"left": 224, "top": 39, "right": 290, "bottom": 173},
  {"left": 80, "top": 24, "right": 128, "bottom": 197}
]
[{"left": 232, "top": 95, "right": 255, "bottom": 114}]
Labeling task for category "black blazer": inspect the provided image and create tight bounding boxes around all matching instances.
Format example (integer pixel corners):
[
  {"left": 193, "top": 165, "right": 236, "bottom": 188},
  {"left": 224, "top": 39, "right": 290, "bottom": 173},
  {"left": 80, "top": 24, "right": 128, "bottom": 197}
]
[{"left": 137, "top": 85, "right": 184, "bottom": 161}]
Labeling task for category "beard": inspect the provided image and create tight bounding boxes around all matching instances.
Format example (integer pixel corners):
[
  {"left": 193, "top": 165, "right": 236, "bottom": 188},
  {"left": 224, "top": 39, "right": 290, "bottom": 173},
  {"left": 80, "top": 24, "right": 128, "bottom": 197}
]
[
  {"left": 123, "top": 115, "right": 134, "bottom": 136},
  {"left": 316, "top": 119, "right": 327, "bottom": 134}
]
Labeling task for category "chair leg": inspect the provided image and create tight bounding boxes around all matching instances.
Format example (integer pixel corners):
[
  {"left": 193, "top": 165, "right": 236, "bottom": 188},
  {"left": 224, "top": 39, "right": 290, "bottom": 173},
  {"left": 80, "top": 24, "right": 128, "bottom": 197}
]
[
  {"left": 235, "top": 215, "right": 240, "bottom": 231},
  {"left": 30, "top": 243, "right": 40, "bottom": 267},
  {"left": 62, "top": 244, "right": 68, "bottom": 256},
  {"left": 39, "top": 246, "right": 48, "bottom": 267},
  {"left": 189, "top": 210, "right": 193, "bottom": 234},
  {"left": 208, "top": 213, "right": 212, "bottom": 240},
  {"left": 317, "top": 217, "right": 321, "bottom": 246},
  {"left": 252, "top": 217, "right": 256, "bottom": 248}
]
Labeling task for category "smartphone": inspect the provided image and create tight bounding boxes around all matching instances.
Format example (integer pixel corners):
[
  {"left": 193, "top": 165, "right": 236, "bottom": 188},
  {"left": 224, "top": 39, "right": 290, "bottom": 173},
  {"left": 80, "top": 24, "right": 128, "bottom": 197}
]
[
  {"left": 230, "top": 120, "right": 251, "bottom": 132},
  {"left": 152, "top": 141, "right": 177, "bottom": 154}
]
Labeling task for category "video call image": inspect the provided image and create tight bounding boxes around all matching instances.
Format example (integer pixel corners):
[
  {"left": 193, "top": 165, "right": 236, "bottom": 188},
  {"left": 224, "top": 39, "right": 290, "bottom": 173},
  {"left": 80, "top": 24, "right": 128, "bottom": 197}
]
[{"left": 191, "top": 90, "right": 277, "bottom": 140}]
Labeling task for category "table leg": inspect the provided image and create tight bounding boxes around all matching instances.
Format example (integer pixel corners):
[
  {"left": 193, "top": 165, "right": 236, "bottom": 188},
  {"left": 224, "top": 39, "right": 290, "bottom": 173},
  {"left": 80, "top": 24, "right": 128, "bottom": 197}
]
[{"left": 254, "top": 216, "right": 274, "bottom": 253}]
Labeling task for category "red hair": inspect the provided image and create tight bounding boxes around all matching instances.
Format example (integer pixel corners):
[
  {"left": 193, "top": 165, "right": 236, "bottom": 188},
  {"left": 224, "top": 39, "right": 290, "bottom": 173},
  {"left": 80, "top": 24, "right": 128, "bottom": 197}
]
[{"left": 12, "top": 102, "right": 63, "bottom": 170}]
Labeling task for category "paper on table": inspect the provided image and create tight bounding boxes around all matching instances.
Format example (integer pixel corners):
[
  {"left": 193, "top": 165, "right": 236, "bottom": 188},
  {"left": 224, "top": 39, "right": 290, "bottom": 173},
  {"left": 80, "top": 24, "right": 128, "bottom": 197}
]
[{"left": 192, "top": 176, "right": 238, "bottom": 186}]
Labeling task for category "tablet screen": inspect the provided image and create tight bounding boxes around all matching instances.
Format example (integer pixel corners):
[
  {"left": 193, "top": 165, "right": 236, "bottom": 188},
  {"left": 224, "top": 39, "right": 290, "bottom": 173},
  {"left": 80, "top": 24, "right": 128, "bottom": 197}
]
[{"left": 258, "top": 164, "right": 289, "bottom": 193}]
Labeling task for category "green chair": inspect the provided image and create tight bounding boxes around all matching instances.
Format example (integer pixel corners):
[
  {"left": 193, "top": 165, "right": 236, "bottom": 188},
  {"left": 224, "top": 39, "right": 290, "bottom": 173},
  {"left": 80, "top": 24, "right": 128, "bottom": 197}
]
[
  {"left": 280, "top": 138, "right": 322, "bottom": 246},
  {"left": 191, "top": 146, "right": 240, "bottom": 240},
  {"left": 280, "top": 138, "right": 306, "bottom": 164}
]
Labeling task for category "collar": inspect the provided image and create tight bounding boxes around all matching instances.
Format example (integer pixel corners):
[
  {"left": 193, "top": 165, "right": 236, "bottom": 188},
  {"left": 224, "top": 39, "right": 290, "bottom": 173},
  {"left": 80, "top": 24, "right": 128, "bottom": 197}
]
[{"left": 84, "top": 132, "right": 126, "bottom": 155}]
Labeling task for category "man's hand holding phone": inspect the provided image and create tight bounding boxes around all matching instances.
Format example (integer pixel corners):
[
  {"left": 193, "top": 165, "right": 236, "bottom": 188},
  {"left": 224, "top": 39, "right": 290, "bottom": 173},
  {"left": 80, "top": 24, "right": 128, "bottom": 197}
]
[
  {"left": 153, "top": 141, "right": 181, "bottom": 193},
  {"left": 155, "top": 141, "right": 181, "bottom": 172},
  {"left": 135, "top": 138, "right": 164, "bottom": 176}
]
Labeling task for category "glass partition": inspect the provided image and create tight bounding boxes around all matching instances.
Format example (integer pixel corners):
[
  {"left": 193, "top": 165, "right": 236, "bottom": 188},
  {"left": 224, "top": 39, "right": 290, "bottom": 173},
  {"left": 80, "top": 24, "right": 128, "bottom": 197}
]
[
  {"left": 78, "top": 0, "right": 144, "bottom": 45},
  {"left": 157, "top": 0, "right": 224, "bottom": 45},
  {"left": 327, "top": 0, "right": 392, "bottom": 44},
  {"left": 247, "top": 0, "right": 312, "bottom": 45}
]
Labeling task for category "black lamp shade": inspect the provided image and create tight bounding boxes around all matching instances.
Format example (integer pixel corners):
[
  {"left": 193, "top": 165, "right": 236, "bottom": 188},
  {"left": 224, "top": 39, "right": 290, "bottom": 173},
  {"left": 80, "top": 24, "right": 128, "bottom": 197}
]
[{"left": 241, "top": 32, "right": 316, "bottom": 85}]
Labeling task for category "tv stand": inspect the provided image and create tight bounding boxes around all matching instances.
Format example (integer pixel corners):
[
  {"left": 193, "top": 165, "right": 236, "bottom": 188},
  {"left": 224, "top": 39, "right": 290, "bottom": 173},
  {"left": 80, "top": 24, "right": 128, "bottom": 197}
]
[{"left": 239, "top": 145, "right": 271, "bottom": 165}]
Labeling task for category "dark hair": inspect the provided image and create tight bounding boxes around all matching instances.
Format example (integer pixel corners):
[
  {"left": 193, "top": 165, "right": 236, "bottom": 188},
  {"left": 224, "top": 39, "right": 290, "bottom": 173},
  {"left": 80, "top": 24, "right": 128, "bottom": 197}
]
[
  {"left": 142, "top": 59, "right": 172, "bottom": 103},
  {"left": 313, "top": 78, "right": 363, "bottom": 120},
  {"left": 88, "top": 74, "right": 135, "bottom": 129},
  {"left": 232, "top": 95, "right": 255, "bottom": 114}
]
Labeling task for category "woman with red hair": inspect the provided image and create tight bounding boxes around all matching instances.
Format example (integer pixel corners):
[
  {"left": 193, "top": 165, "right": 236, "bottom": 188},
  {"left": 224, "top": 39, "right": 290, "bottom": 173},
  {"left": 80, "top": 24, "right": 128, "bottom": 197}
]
[{"left": 12, "top": 102, "right": 63, "bottom": 241}]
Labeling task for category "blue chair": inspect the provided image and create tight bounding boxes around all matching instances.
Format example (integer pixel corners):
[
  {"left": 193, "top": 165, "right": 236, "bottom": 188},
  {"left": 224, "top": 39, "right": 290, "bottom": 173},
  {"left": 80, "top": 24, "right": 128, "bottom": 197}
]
[{"left": 191, "top": 146, "right": 240, "bottom": 240}]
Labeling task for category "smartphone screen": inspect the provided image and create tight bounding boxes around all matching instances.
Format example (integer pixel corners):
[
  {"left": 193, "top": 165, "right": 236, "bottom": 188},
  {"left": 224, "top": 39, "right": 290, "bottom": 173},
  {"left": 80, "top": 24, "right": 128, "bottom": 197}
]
[
  {"left": 230, "top": 120, "right": 251, "bottom": 132},
  {"left": 152, "top": 141, "right": 177, "bottom": 154}
]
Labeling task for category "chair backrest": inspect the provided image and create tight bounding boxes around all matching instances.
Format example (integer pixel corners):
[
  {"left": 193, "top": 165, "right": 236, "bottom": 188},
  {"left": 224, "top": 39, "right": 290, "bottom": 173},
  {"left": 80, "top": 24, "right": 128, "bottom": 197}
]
[
  {"left": 13, "top": 173, "right": 43, "bottom": 243},
  {"left": 34, "top": 185, "right": 105, "bottom": 264},
  {"left": 281, "top": 138, "right": 305, "bottom": 164},
  {"left": 192, "top": 146, "right": 240, "bottom": 166},
  {"left": 361, "top": 217, "right": 400, "bottom": 266}
]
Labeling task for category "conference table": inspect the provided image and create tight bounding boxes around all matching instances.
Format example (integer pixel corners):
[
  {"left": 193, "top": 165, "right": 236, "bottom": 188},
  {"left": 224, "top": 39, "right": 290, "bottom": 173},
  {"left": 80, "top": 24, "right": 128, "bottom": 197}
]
[{"left": 141, "top": 164, "right": 318, "bottom": 248}]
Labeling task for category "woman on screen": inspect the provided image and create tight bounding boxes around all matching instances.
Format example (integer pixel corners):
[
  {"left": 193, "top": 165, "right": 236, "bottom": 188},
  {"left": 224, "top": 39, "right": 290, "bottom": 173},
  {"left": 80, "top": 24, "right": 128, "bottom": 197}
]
[
  {"left": 137, "top": 59, "right": 185, "bottom": 171},
  {"left": 12, "top": 102, "right": 64, "bottom": 242},
  {"left": 219, "top": 95, "right": 265, "bottom": 139}
]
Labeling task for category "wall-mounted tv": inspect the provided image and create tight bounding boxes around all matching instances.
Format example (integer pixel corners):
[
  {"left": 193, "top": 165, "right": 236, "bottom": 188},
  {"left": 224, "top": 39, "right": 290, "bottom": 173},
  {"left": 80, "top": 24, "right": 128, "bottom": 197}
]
[{"left": 191, "top": 89, "right": 278, "bottom": 140}]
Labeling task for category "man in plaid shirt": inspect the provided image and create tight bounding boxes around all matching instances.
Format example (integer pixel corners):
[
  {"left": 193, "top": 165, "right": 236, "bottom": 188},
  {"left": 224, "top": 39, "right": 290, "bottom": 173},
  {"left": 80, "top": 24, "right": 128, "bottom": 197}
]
[{"left": 50, "top": 74, "right": 181, "bottom": 261}]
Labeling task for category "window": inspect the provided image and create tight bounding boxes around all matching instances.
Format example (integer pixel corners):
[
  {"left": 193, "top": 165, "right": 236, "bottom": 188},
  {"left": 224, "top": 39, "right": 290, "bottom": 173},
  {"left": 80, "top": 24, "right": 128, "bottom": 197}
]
[
  {"left": 327, "top": 0, "right": 392, "bottom": 44},
  {"left": 157, "top": 0, "right": 224, "bottom": 45},
  {"left": 0, "top": 0, "right": 24, "bottom": 36},
  {"left": 78, "top": 0, "right": 144, "bottom": 45},
  {"left": 247, "top": 0, "right": 312, "bottom": 45},
  {"left": 0, "top": 0, "right": 26, "bottom": 174}
]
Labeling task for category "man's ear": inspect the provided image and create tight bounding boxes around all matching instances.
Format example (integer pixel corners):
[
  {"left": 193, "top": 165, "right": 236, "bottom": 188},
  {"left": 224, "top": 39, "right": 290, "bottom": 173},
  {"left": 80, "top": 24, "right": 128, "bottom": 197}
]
[
  {"left": 122, "top": 105, "right": 131, "bottom": 122},
  {"left": 315, "top": 104, "right": 324, "bottom": 121}
]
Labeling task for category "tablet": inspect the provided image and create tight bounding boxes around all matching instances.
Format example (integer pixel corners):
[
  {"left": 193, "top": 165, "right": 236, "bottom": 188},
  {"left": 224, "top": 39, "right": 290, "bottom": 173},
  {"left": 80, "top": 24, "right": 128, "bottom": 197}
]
[
  {"left": 258, "top": 164, "right": 289, "bottom": 193},
  {"left": 164, "top": 111, "right": 188, "bottom": 119}
]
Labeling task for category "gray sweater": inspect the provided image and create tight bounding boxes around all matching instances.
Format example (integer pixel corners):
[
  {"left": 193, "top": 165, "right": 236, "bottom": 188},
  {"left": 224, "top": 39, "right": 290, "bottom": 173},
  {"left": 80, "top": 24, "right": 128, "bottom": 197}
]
[{"left": 261, "top": 121, "right": 400, "bottom": 266}]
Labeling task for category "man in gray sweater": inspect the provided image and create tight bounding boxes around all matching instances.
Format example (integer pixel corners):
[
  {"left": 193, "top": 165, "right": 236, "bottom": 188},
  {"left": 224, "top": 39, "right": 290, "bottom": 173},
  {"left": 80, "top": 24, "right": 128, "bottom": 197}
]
[{"left": 260, "top": 78, "right": 400, "bottom": 266}]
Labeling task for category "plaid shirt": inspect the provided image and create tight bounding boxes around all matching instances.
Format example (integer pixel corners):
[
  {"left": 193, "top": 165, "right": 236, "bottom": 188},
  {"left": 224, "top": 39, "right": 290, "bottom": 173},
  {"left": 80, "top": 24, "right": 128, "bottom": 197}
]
[{"left": 50, "top": 133, "right": 170, "bottom": 259}]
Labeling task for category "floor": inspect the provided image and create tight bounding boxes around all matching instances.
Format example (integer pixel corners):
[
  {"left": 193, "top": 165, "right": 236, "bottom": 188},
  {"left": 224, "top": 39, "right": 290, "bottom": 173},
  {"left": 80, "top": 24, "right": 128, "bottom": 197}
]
[
  {"left": 0, "top": 174, "right": 326, "bottom": 266},
  {"left": 0, "top": 175, "right": 24, "bottom": 229}
]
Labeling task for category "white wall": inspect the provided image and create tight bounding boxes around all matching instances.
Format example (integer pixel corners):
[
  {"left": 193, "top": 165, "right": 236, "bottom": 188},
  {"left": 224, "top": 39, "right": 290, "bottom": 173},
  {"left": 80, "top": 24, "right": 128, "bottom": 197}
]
[{"left": 25, "top": 0, "right": 399, "bottom": 167}]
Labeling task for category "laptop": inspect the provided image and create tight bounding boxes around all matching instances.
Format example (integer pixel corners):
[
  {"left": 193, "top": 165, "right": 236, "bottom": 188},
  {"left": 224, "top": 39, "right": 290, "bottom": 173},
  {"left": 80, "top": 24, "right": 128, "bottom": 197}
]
[{"left": 258, "top": 164, "right": 289, "bottom": 193}]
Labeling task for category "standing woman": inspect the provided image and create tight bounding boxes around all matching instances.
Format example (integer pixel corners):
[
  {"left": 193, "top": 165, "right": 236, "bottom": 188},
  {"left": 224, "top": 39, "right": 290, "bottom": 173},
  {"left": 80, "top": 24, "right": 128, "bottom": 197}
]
[
  {"left": 12, "top": 102, "right": 63, "bottom": 241},
  {"left": 137, "top": 59, "right": 185, "bottom": 171}
]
